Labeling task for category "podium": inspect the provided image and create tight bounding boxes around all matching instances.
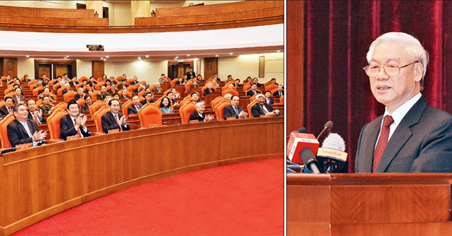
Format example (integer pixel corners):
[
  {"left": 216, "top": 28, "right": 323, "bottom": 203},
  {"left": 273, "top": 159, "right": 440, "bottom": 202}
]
[{"left": 287, "top": 173, "right": 452, "bottom": 236}]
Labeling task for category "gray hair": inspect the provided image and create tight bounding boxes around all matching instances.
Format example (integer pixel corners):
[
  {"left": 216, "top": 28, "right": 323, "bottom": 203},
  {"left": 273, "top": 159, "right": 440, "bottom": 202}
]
[
  {"left": 195, "top": 102, "right": 205, "bottom": 108},
  {"left": 366, "top": 32, "right": 429, "bottom": 90}
]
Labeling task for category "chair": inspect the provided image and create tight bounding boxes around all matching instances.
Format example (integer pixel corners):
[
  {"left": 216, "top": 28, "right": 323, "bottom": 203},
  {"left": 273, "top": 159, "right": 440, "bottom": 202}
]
[
  {"left": 0, "top": 114, "right": 16, "bottom": 148},
  {"left": 50, "top": 102, "right": 68, "bottom": 113},
  {"left": 179, "top": 103, "right": 196, "bottom": 124},
  {"left": 91, "top": 90, "right": 100, "bottom": 102},
  {"left": 250, "top": 93, "right": 259, "bottom": 103},
  {"left": 89, "top": 100, "right": 106, "bottom": 117},
  {"left": 222, "top": 89, "right": 239, "bottom": 97},
  {"left": 280, "top": 95, "right": 284, "bottom": 104},
  {"left": 5, "top": 91, "right": 15, "bottom": 99},
  {"left": 57, "top": 86, "right": 66, "bottom": 95},
  {"left": 265, "top": 84, "right": 278, "bottom": 91},
  {"left": 171, "top": 78, "right": 178, "bottom": 88},
  {"left": 32, "top": 86, "right": 43, "bottom": 96},
  {"left": 47, "top": 110, "right": 68, "bottom": 140},
  {"left": 1, "top": 76, "right": 7, "bottom": 82},
  {"left": 211, "top": 96, "right": 226, "bottom": 108},
  {"left": 148, "top": 84, "right": 156, "bottom": 92},
  {"left": 95, "top": 82, "right": 105, "bottom": 90},
  {"left": 78, "top": 76, "right": 89, "bottom": 83},
  {"left": 184, "top": 81, "right": 192, "bottom": 92},
  {"left": 138, "top": 103, "right": 163, "bottom": 128},
  {"left": 214, "top": 101, "right": 231, "bottom": 120},
  {"left": 138, "top": 89, "right": 146, "bottom": 97},
  {"left": 179, "top": 96, "right": 193, "bottom": 107},
  {"left": 118, "top": 90, "right": 132, "bottom": 98},
  {"left": 163, "top": 88, "right": 171, "bottom": 96},
  {"left": 37, "top": 93, "right": 57, "bottom": 102},
  {"left": 264, "top": 81, "right": 272, "bottom": 87},
  {"left": 222, "top": 81, "right": 234, "bottom": 91},
  {"left": 4, "top": 87, "right": 14, "bottom": 95},
  {"left": 247, "top": 100, "right": 259, "bottom": 118},
  {"left": 243, "top": 83, "right": 251, "bottom": 92},
  {"left": 127, "top": 85, "right": 137, "bottom": 93},
  {"left": 63, "top": 91, "right": 77, "bottom": 102},
  {"left": 121, "top": 100, "right": 133, "bottom": 117},
  {"left": 28, "top": 79, "right": 37, "bottom": 88},
  {"left": 93, "top": 106, "right": 110, "bottom": 134},
  {"left": 153, "top": 96, "right": 164, "bottom": 108},
  {"left": 35, "top": 99, "right": 43, "bottom": 107},
  {"left": 77, "top": 98, "right": 85, "bottom": 109},
  {"left": 127, "top": 78, "right": 135, "bottom": 85}
]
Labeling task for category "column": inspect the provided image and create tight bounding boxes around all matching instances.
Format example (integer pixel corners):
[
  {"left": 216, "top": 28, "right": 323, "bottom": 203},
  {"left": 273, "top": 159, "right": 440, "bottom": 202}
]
[
  {"left": 86, "top": 1, "right": 103, "bottom": 18},
  {"left": 131, "top": 0, "right": 150, "bottom": 25}
]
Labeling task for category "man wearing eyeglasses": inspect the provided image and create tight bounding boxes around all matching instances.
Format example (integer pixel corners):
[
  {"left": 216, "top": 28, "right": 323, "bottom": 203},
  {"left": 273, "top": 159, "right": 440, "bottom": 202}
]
[{"left": 355, "top": 32, "right": 452, "bottom": 173}]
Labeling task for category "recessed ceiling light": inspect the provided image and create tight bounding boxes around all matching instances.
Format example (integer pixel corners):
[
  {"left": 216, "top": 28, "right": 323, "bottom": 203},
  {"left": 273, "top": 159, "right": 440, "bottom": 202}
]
[
  {"left": 138, "top": 57, "right": 141, "bottom": 60},
  {"left": 106, "top": 56, "right": 109, "bottom": 58},
  {"left": 187, "top": 55, "right": 190, "bottom": 57},
  {"left": 277, "top": 50, "right": 281, "bottom": 52},
  {"left": 176, "top": 56, "right": 179, "bottom": 59},
  {"left": 229, "top": 53, "right": 233, "bottom": 55},
  {"left": 26, "top": 55, "right": 29, "bottom": 58},
  {"left": 146, "top": 55, "right": 149, "bottom": 58},
  {"left": 215, "top": 55, "right": 219, "bottom": 57},
  {"left": 103, "top": 59, "right": 106, "bottom": 61},
  {"left": 101, "top": 57, "right": 104, "bottom": 59},
  {"left": 66, "top": 55, "right": 69, "bottom": 58}
]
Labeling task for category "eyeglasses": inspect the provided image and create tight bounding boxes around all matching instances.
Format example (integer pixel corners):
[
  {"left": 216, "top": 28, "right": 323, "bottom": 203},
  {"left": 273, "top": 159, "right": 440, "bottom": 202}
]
[{"left": 363, "top": 61, "right": 419, "bottom": 77}]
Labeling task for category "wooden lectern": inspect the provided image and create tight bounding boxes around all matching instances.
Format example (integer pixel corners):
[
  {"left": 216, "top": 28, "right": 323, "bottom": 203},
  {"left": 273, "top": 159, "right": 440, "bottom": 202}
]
[{"left": 287, "top": 173, "right": 452, "bottom": 236}]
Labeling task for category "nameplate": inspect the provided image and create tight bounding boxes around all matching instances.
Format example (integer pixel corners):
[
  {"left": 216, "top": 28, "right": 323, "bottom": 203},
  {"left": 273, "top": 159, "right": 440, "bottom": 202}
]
[
  {"left": 189, "top": 120, "right": 199, "bottom": 123},
  {"left": 67, "top": 135, "right": 80, "bottom": 141},
  {"left": 108, "top": 129, "right": 120, "bottom": 134},
  {"left": 16, "top": 143, "right": 32, "bottom": 150},
  {"left": 226, "top": 117, "right": 237, "bottom": 120},
  {"left": 149, "top": 124, "right": 161, "bottom": 128}
]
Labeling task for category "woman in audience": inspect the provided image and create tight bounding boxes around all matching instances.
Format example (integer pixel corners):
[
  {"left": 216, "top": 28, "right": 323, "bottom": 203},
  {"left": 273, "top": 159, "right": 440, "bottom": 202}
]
[
  {"left": 211, "top": 79, "right": 220, "bottom": 89},
  {"left": 171, "top": 88, "right": 180, "bottom": 98},
  {"left": 175, "top": 77, "right": 185, "bottom": 85},
  {"left": 160, "top": 97, "right": 172, "bottom": 114},
  {"left": 99, "top": 74, "right": 108, "bottom": 82}
]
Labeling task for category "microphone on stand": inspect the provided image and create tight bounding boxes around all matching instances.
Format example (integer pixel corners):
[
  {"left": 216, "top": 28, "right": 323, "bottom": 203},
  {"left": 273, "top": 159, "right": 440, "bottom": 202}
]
[
  {"left": 316, "top": 133, "right": 348, "bottom": 173},
  {"left": 317, "top": 121, "right": 333, "bottom": 140}
]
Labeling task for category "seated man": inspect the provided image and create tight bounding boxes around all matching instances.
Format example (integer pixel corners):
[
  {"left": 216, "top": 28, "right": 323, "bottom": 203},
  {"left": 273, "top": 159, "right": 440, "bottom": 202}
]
[
  {"left": 175, "top": 77, "right": 185, "bottom": 85},
  {"left": 191, "top": 92, "right": 201, "bottom": 104},
  {"left": 158, "top": 74, "right": 168, "bottom": 84},
  {"left": 223, "top": 95, "right": 248, "bottom": 119},
  {"left": 189, "top": 102, "right": 215, "bottom": 122},
  {"left": 117, "top": 79, "right": 128, "bottom": 90},
  {"left": 22, "top": 74, "right": 32, "bottom": 83},
  {"left": 27, "top": 99, "right": 46, "bottom": 125},
  {"left": 62, "top": 83, "right": 73, "bottom": 95},
  {"left": 166, "top": 92, "right": 179, "bottom": 107},
  {"left": 81, "top": 94, "right": 93, "bottom": 113},
  {"left": 74, "top": 87, "right": 85, "bottom": 101},
  {"left": 247, "top": 84, "right": 261, "bottom": 97},
  {"left": 128, "top": 95, "right": 142, "bottom": 115},
  {"left": 7, "top": 104, "right": 47, "bottom": 147},
  {"left": 203, "top": 83, "right": 216, "bottom": 96},
  {"left": 264, "top": 91, "right": 274, "bottom": 105},
  {"left": 251, "top": 77, "right": 261, "bottom": 87},
  {"left": 251, "top": 94, "right": 280, "bottom": 118},
  {"left": 39, "top": 87, "right": 55, "bottom": 102},
  {"left": 12, "top": 87, "right": 25, "bottom": 105},
  {"left": 97, "top": 86, "right": 109, "bottom": 101},
  {"left": 224, "top": 93, "right": 232, "bottom": 103},
  {"left": 60, "top": 99, "right": 91, "bottom": 141},
  {"left": 233, "top": 79, "right": 240, "bottom": 88},
  {"left": 119, "top": 89, "right": 130, "bottom": 100},
  {"left": 141, "top": 92, "right": 154, "bottom": 105},
  {"left": 273, "top": 85, "right": 284, "bottom": 97},
  {"left": 39, "top": 96, "right": 54, "bottom": 115},
  {"left": 130, "top": 76, "right": 139, "bottom": 85},
  {"left": 152, "top": 82, "right": 164, "bottom": 93},
  {"left": 190, "top": 80, "right": 200, "bottom": 89},
  {"left": 69, "top": 76, "right": 79, "bottom": 86},
  {"left": 101, "top": 99, "right": 130, "bottom": 134},
  {"left": 0, "top": 96, "right": 15, "bottom": 117}
]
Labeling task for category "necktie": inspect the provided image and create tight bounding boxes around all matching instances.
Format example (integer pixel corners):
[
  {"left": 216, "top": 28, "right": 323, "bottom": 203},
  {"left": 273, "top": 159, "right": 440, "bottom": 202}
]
[
  {"left": 234, "top": 106, "right": 239, "bottom": 115},
  {"left": 373, "top": 115, "right": 394, "bottom": 172},
  {"left": 115, "top": 114, "right": 123, "bottom": 131},
  {"left": 34, "top": 113, "right": 41, "bottom": 125},
  {"left": 261, "top": 105, "right": 269, "bottom": 114},
  {"left": 7, "top": 107, "right": 11, "bottom": 113},
  {"left": 74, "top": 118, "right": 81, "bottom": 137}
]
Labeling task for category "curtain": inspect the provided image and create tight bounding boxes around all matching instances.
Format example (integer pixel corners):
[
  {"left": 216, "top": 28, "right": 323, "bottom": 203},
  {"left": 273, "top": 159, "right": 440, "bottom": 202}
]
[{"left": 304, "top": 0, "right": 452, "bottom": 172}]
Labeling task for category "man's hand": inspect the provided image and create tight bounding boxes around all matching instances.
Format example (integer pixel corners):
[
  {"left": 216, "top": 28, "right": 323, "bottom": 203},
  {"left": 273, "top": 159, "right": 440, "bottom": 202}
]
[
  {"left": 32, "top": 130, "right": 47, "bottom": 142},
  {"left": 239, "top": 111, "right": 248, "bottom": 118},
  {"left": 205, "top": 114, "right": 215, "bottom": 122}
]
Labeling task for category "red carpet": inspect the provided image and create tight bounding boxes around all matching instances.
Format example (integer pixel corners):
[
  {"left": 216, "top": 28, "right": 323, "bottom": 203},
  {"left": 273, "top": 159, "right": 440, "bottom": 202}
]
[{"left": 13, "top": 158, "right": 284, "bottom": 236}]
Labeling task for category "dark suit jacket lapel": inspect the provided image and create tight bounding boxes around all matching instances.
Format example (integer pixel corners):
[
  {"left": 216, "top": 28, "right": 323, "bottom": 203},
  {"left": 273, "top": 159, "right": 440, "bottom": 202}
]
[
  {"left": 360, "top": 116, "right": 382, "bottom": 172},
  {"left": 16, "top": 120, "right": 31, "bottom": 138},
  {"left": 375, "top": 96, "right": 427, "bottom": 172}
]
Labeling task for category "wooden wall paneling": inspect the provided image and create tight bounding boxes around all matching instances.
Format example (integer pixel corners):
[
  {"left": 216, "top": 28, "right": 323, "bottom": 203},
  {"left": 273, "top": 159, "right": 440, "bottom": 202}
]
[
  {"left": 259, "top": 55, "right": 265, "bottom": 78},
  {"left": 204, "top": 57, "right": 218, "bottom": 79},
  {"left": 92, "top": 61, "right": 104, "bottom": 80},
  {"left": 0, "top": 117, "right": 283, "bottom": 235},
  {"left": 0, "top": 5, "right": 95, "bottom": 18},
  {"left": 2, "top": 58, "right": 17, "bottom": 78},
  {"left": 0, "top": 15, "right": 108, "bottom": 27},
  {"left": 286, "top": 0, "right": 305, "bottom": 136},
  {"left": 0, "top": 58, "right": 3, "bottom": 76},
  {"left": 35, "top": 59, "right": 76, "bottom": 80},
  {"left": 38, "top": 65, "right": 51, "bottom": 80}
]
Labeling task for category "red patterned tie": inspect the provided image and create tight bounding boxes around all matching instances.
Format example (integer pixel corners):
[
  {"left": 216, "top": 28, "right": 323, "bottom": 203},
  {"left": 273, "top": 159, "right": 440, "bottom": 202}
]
[
  {"left": 74, "top": 118, "right": 81, "bottom": 137},
  {"left": 373, "top": 115, "right": 394, "bottom": 172}
]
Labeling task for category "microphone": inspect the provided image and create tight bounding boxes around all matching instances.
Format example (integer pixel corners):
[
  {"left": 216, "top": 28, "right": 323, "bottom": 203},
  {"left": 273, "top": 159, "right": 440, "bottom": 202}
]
[
  {"left": 299, "top": 148, "right": 320, "bottom": 174},
  {"left": 316, "top": 121, "right": 333, "bottom": 140},
  {"left": 286, "top": 127, "right": 307, "bottom": 139},
  {"left": 287, "top": 132, "right": 319, "bottom": 164},
  {"left": 316, "top": 133, "right": 348, "bottom": 173}
]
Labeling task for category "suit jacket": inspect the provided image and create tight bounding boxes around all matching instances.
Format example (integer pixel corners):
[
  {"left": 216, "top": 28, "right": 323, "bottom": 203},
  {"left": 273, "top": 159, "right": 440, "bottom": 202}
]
[
  {"left": 81, "top": 103, "right": 91, "bottom": 113},
  {"left": 12, "top": 95, "right": 25, "bottom": 104},
  {"left": 223, "top": 105, "right": 244, "bottom": 119},
  {"left": 101, "top": 111, "right": 131, "bottom": 134},
  {"left": 251, "top": 103, "right": 275, "bottom": 118},
  {"left": 186, "top": 72, "right": 196, "bottom": 80},
  {"left": 128, "top": 104, "right": 142, "bottom": 115},
  {"left": 7, "top": 119, "right": 39, "bottom": 147},
  {"left": 0, "top": 105, "right": 15, "bottom": 117},
  {"left": 28, "top": 110, "right": 47, "bottom": 124},
  {"left": 189, "top": 111, "right": 205, "bottom": 122},
  {"left": 74, "top": 93, "right": 84, "bottom": 101},
  {"left": 97, "top": 92, "right": 109, "bottom": 101},
  {"left": 273, "top": 90, "right": 284, "bottom": 97},
  {"left": 59, "top": 114, "right": 91, "bottom": 140},
  {"left": 355, "top": 95, "right": 452, "bottom": 173},
  {"left": 247, "top": 90, "right": 261, "bottom": 97},
  {"left": 141, "top": 100, "right": 154, "bottom": 105},
  {"left": 203, "top": 88, "right": 215, "bottom": 96},
  {"left": 265, "top": 97, "right": 274, "bottom": 105}
]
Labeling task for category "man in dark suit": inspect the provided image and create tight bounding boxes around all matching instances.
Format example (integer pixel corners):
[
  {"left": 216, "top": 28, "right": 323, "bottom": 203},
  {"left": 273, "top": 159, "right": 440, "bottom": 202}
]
[
  {"left": 130, "top": 76, "right": 139, "bottom": 85},
  {"left": 203, "top": 83, "right": 216, "bottom": 96},
  {"left": 101, "top": 99, "right": 130, "bottom": 134},
  {"left": 186, "top": 67, "right": 196, "bottom": 81},
  {"left": 264, "top": 91, "right": 274, "bottom": 105},
  {"left": 273, "top": 85, "right": 284, "bottom": 97},
  {"left": 128, "top": 95, "right": 142, "bottom": 115},
  {"left": 80, "top": 94, "right": 93, "bottom": 113},
  {"left": 12, "top": 87, "right": 25, "bottom": 105},
  {"left": 141, "top": 92, "right": 154, "bottom": 105},
  {"left": 189, "top": 102, "right": 214, "bottom": 122},
  {"left": 59, "top": 99, "right": 91, "bottom": 141},
  {"left": 0, "top": 97, "right": 15, "bottom": 117},
  {"left": 355, "top": 32, "right": 452, "bottom": 173},
  {"left": 97, "top": 86, "right": 109, "bottom": 101},
  {"left": 74, "top": 87, "right": 85, "bottom": 101},
  {"left": 7, "top": 104, "right": 47, "bottom": 147},
  {"left": 251, "top": 94, "right": 280, "bottom": 118},
  {"left": 223, "top": 95, "right": 248, "bottom": 119},
  {"left": 247, "top": 84, "right": 261, "bottom": 97},
  {"left": 27, "top": 99, "right": 46, "bottom": 125}
]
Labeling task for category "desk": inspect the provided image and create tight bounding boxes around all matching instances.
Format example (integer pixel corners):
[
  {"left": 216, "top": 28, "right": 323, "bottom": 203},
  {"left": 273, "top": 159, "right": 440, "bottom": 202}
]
[
  {"left": 287, "top": 173, "right": 452, "bottom": 236},
  {"left": 0, "top": 117, "right": 283, "bottom": 235}
]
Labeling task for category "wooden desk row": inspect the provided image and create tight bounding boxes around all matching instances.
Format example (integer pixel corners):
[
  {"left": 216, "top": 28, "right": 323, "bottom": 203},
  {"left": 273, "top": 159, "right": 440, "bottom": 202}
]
[{"left": 0, "top": 117, "right": 284, "bottom": 236}]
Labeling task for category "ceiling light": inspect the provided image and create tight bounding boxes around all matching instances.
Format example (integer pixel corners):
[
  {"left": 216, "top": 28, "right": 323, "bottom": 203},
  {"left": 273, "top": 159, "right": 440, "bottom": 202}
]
[
  {"left": 277, "top": 50, "right": 281, "bottom": 52},
  {"left": 106, "top": 56, "right": 109, "bottom": 58},
  {"left": 187, "top": 55, "right": 190, "bottom": 57},
  {"left": 146, "top": 55, "right": 149, "bottom": 58},
  {"left": 103, "top": 59, "right": 106, "bottom": 61},
  {"left": 215, "top": 55, "right": 219, "bottom": 57},
  {"left": 229, "top": 53, "right": 233, "bottom": 55},
  {"left": 101, "top": 57, "right": 104, "bottom": 59},
  {"left": 138, "top": 57, "right": 141, "bottom": 60}
]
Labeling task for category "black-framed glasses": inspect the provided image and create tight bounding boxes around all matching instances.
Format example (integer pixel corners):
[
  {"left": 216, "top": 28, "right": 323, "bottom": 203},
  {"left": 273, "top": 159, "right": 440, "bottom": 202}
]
[{"left": 363, "top": 61, "right": 419, "bottom": 77}]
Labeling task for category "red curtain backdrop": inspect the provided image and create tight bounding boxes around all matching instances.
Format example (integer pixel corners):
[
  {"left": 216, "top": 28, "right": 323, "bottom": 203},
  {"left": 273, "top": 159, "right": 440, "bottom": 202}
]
[{"left": 303, "top": 1, "right": 452, "bottom": 172}]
